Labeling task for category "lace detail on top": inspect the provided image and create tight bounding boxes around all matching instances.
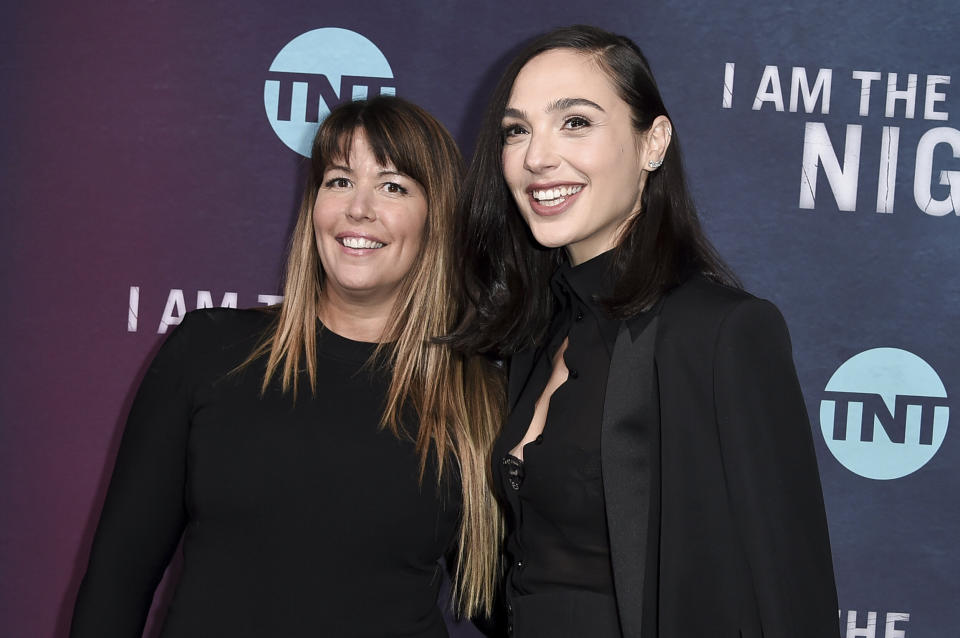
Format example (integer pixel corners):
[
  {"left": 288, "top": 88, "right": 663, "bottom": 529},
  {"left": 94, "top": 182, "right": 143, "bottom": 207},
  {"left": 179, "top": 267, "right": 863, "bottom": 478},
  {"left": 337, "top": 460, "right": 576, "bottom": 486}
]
[{"left": 502, "top": 454, "right": 525, "bottom": 490}]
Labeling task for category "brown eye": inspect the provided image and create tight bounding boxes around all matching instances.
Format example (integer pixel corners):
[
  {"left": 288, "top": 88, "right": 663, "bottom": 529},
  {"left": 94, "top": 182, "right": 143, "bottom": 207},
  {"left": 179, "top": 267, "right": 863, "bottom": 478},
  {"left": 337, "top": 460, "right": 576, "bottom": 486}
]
[
  {"left": 563, "top": 116, "right": 590, "bottom": 129},
  {"left": 501, "top": 123, "right": 528, "bottom": 140},
  {"left": 383, "top": 182, "right": 409, "bottom": 195},
  {"left": 324, "top": 177, "right": 351, "bottom": 189}
]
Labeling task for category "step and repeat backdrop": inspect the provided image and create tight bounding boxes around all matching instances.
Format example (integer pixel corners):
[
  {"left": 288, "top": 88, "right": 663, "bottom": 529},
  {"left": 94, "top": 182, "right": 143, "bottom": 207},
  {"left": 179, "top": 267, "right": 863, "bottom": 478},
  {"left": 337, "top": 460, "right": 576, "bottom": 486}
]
[{"left": 2, "top": 1, "right": 957, "bottom": 636}]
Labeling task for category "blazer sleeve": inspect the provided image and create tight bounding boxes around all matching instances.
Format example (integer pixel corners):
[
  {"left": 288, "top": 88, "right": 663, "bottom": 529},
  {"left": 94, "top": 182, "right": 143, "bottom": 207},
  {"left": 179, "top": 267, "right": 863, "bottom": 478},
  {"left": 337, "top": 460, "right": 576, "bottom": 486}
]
[
  {"left": 713, "top": 298, "right": 840, "bottom": 637},
  {"left": 70, "top": 314, "right": 200, "bottom": 638}
]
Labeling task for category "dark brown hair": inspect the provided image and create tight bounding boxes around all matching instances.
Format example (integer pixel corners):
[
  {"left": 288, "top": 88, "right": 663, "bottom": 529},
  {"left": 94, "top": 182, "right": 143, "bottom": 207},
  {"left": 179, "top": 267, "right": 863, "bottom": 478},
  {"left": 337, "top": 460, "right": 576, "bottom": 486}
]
[{"left": 449, "top": 25, "right": 738, "bottom": 356}]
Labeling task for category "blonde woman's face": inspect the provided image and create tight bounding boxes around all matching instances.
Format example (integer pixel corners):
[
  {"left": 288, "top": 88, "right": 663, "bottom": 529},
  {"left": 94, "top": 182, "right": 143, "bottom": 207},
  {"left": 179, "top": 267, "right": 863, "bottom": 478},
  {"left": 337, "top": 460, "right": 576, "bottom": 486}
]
[{"left": 313, "top": 131, "right": 428, "bottom": 309}]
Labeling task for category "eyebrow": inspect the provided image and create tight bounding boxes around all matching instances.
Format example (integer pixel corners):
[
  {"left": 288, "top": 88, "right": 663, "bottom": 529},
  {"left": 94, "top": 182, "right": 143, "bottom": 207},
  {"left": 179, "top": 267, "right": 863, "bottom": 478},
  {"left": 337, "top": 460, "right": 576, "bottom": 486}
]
[
  {"left": 549, "top": 97, "right": 605, "bottom": 113},
  {"left": 326, "top": 165, "right": 403, "bottom": 178},
  {"left": 503, "top": 97, "right": 606, "bottom": 121}
]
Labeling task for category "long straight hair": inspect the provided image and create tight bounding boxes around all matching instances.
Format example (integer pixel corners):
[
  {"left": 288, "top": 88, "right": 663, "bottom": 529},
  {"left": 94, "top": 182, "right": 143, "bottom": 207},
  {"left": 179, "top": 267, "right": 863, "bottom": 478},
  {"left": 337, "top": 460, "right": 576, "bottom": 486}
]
[
  {"left": 449, "top": 26, "right": 739, "bottom": 356},
  {"left": 245, "top": 96, "right": 504, "bottom": 617}
]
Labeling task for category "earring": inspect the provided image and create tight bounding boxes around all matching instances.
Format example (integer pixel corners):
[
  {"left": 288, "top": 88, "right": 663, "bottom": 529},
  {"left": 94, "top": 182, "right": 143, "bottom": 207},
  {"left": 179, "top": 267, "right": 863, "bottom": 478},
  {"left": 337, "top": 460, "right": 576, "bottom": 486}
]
[{"left": 648, "top": 159, "right": 663, "bottom": 169}]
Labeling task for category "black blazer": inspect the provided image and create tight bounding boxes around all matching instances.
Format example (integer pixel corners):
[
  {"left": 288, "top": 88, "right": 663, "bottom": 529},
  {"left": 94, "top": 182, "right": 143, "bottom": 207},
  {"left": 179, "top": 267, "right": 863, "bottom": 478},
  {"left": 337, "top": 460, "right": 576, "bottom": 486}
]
[{"left": 506, "top": 276, "right": 840, "bottom": 638}]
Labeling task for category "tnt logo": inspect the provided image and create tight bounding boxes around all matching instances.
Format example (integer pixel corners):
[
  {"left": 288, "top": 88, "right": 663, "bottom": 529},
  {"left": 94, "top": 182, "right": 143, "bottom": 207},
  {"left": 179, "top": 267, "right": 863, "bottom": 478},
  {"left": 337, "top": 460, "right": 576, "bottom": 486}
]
[
  {"left": 820, "top": 348, "right": 949, "bottom": 479},
  {"left": 264, "top": 28, "right": 395, "bottom": 156}
]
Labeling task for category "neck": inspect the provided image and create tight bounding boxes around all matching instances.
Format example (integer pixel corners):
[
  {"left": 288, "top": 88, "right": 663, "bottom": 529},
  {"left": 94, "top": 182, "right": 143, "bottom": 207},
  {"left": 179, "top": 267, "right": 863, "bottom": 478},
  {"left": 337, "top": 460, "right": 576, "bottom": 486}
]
[{"left": 317, "top": 290, "right": 395, "bottom": 343}]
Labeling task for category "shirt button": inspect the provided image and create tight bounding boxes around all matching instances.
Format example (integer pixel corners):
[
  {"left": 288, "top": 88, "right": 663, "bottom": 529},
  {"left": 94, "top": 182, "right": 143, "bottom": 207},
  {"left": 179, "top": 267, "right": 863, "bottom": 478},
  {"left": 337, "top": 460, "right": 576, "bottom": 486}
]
[
  {"left": 569, "top": 369, "right": 579, "bottom": 379},
  {"left": 516, "top": 560, "right": 523, "bottom": 568},
  {"left": 575, "top": 310, "right": 584, "bottom": 321}
]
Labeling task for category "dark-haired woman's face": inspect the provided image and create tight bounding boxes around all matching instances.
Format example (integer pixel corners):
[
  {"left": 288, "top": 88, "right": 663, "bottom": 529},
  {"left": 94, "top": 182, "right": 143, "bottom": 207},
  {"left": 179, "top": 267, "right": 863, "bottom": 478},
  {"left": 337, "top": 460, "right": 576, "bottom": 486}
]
[{"left": 501, "top": 49, "right": 660, "bottom": 265}]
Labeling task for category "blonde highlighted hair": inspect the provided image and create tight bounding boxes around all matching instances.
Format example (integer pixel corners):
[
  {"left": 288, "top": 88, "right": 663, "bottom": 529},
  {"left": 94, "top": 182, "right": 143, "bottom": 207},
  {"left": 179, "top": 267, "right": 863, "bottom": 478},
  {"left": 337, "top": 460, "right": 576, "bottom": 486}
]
[{"left": 246, "top": 96, "right": 504, "bottom": 617}]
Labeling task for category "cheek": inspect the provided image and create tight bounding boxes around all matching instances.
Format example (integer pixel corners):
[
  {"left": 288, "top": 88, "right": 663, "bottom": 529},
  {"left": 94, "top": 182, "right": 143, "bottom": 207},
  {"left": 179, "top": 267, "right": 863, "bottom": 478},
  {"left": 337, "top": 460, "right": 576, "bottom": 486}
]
[
  {"left": 311, "top": 199, "right": 332, "bottom": 234},
  {"left": 590, "top": 148, "right": 639, "bottom": 196},
  {"left": 501, "top": 148, "right": 524, "bottom": 190},
  {"left": 394, "top": 206, "right": 428, "bottom": 252},
  {"left": 311, "top": 208, "right": 330, "bottom": 261},
  {"left": 577, "top": 142, "right": 617, "bottom": 174}
]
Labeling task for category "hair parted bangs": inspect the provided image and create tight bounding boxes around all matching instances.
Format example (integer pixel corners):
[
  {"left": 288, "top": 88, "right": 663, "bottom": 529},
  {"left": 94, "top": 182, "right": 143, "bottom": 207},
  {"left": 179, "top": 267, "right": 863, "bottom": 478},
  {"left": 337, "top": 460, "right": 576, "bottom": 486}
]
[
  {"left": 243, "top": 95, "right": 505, "bottom": 619},
  {"left": 309, "top": 97, "right": 454, "bottom": 231},
  {"left": 312, "top": 110, "right": 423, "bottom": 185}
]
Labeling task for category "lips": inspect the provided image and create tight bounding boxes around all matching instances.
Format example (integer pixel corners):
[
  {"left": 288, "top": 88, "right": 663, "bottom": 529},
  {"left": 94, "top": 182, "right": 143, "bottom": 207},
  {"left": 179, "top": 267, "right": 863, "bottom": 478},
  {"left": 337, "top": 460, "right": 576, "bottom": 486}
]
[
  {"left": 335, "top": 232, "right": 387, "bottom": 252},
  {"left": 531, "top": 184, "right": 583, "bottom": 204},
  {"left": 526, "top": 182, "right": 585, "bottom": 216}
]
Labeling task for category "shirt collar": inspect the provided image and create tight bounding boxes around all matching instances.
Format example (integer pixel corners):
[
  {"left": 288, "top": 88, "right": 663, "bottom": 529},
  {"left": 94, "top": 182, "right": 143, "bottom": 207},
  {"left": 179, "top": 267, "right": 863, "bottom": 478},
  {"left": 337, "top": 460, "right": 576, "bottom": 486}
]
[
  {"left": 549, "top": 250, "right": 621, "bottom": 356},
  {"left": 551, "top": 249, "right": 617, "bottom": 313}
]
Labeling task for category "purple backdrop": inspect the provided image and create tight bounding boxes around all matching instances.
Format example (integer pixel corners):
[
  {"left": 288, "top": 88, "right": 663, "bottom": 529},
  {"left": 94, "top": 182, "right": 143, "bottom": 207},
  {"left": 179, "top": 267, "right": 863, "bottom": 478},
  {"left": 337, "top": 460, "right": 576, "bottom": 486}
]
[{"left": 2, "top": 1, "right": 958, "bottom": 636}]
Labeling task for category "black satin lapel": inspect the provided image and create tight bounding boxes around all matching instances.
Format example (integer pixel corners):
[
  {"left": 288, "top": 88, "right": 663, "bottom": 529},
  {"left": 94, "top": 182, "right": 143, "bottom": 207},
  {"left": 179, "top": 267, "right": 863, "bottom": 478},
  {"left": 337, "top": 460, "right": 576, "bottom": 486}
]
[
  {"left": 602, "top": 316, "right": 660, "bottom": 638},
  {"left": 627, "top": 298, "right": 664, "bottom": 341},
  {"left": 507, "top": 348, "right": 537, "bottom": 411}
]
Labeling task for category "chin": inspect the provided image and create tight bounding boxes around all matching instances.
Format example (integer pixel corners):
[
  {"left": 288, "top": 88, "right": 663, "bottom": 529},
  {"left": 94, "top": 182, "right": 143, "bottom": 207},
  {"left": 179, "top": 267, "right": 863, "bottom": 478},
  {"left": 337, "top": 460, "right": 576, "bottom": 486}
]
[{"left": 528, "top": 225, "right": 578, "bottom": 251}]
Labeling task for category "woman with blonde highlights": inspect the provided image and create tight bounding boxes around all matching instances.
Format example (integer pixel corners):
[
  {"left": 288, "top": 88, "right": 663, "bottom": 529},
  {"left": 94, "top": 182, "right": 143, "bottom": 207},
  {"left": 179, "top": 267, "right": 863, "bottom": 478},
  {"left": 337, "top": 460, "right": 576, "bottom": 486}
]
[{"left": 71, "top": 96, "right": 504, "bottom": 637}]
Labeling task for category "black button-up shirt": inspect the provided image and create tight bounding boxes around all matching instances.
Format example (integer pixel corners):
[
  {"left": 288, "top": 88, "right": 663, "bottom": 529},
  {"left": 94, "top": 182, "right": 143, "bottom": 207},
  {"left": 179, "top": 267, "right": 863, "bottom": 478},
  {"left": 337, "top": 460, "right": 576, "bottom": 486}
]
[{"left": 494, "top": 250, "right": 622, "bottom": 601}]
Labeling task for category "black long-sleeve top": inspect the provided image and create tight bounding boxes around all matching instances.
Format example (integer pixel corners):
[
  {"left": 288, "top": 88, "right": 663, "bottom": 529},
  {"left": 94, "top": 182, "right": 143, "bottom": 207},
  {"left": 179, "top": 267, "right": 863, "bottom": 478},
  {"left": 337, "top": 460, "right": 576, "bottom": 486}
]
[
  {"left": 70, "top": 308, "right": 459, "bottom": 638},
  {"left": 493, "top": 252, "right": 625, "bottom": 637}
]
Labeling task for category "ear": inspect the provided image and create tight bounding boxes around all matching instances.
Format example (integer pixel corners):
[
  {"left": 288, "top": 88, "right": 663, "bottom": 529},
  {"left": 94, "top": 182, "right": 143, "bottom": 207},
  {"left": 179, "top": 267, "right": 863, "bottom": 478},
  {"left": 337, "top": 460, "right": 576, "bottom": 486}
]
[{"left": 641, "top": 116, "right": 672, "bottom": 172}]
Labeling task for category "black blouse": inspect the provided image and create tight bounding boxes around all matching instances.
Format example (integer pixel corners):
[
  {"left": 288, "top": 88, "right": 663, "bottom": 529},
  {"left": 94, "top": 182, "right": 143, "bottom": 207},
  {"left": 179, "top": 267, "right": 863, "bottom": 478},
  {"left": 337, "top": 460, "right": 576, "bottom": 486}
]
[
  {"left": 493, "top": 251, "right": 627, "bottom": 636},
  {"left": 71, "top": 309, "right": 459, "bottom": 638}
]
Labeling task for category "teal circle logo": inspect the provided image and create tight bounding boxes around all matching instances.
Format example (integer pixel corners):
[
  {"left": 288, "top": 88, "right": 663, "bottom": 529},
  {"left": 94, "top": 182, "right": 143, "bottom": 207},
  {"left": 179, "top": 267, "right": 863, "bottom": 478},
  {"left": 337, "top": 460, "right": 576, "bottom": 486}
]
[
  {"left": 820, "top": 348, "right": 949, "bottom": 480},
  {"left": 263, "top": 28, "right": 395, "bottom": 156}
]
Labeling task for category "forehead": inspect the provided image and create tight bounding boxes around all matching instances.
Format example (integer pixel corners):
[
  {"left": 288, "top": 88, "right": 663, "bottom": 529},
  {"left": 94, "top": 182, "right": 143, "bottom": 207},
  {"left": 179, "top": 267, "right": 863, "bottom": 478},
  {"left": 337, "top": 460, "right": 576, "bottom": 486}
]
[{"left": 507, "top": 48, "right": 624, "bottom": 114}]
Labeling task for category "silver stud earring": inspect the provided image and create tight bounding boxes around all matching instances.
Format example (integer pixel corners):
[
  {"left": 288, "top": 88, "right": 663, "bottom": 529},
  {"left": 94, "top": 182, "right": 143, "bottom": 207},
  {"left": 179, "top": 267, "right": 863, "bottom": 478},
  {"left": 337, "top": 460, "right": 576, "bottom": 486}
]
[{"left": 648, "top": 159, "right": 663, "bottom": 169}]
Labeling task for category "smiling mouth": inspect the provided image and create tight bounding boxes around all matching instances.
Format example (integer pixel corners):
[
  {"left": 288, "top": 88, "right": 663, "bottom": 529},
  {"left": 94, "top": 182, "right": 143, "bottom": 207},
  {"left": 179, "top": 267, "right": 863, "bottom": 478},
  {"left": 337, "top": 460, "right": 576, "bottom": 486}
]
[
  {"left": 530, "top": 185, "right": 583, "bottom": 207},
  {"left": 337, "top": 236, "right": 386, "bottom": 249}
]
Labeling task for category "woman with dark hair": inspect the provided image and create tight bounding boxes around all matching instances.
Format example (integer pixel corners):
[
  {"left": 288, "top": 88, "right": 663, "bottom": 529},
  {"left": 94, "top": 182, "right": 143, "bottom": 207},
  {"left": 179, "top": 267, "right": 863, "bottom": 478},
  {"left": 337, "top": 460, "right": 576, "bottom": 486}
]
[
  {"left": 451, "top": 25, "right": 839, "bottom": 638},
  {"left": 70, "top": 96, "right": 504, "bottom": 637}
]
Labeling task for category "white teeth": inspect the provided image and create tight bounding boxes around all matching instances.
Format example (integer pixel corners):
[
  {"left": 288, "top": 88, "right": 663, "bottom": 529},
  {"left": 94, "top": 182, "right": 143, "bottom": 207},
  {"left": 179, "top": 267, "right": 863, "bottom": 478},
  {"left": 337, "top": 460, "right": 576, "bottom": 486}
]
[
  {"left": 532, "top": 185, "right": 582, "bottom": 201},
  {"left": 341, "top": 236, "right": 385, "bottom": 249}
]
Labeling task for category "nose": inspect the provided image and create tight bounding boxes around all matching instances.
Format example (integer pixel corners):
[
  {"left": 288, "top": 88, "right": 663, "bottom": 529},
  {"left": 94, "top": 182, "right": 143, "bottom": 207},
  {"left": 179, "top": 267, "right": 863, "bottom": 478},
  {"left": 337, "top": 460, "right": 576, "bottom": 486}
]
[
  {"left": 345, "top": 188, "right": 376, "bottom": 222},
  {"left": 523, "top": 131, "right": 559, "bottom": 173}
]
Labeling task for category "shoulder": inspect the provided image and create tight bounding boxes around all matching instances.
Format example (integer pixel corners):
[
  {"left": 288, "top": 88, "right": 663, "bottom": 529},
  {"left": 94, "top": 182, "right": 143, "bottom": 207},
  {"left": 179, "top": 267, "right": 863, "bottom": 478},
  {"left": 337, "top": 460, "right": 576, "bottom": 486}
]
[
  {"left": 657, "top": 275, "right": 789, "bottom": 354},
  {"left": 662, "top": 275, "right": 754, "bottom": 316},
  {"left": 175, "top": 306, "right": 276, "bottom": 337},
  {"left": 164, "top": 306, "right": 277, "bottom": 363}
]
